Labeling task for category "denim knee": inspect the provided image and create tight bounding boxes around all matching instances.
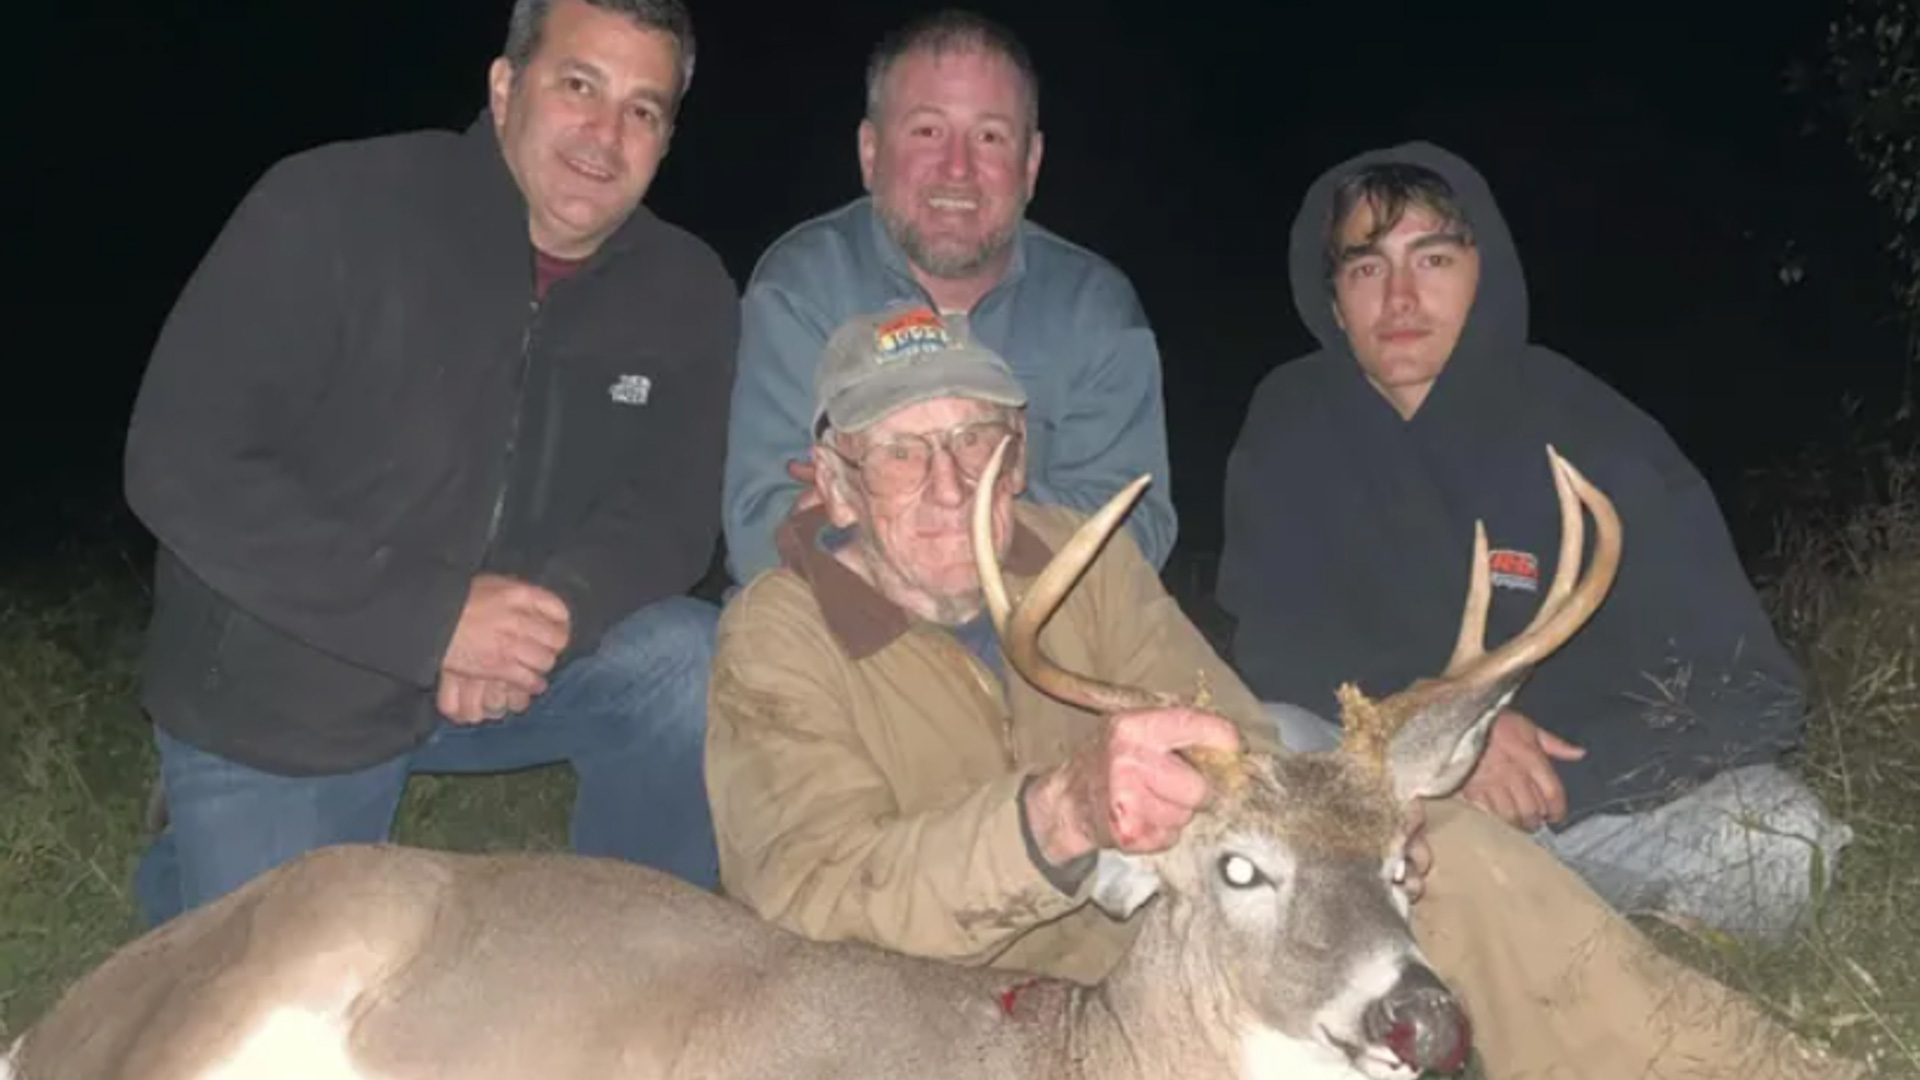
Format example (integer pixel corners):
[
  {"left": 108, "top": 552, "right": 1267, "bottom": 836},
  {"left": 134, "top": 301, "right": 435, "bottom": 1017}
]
[
  {"left": 1563, "top": 764, "right": 1857, "bottom": 942},
  {"left": 1702, "top": 765, "right": 1853, "bottom": 939},
  {"left": 1262, "top": 700, "right": 1343, "bottom": 754},
  {"left": 596, "top": 596, "right": 720, "bottom": 680},
  {"left": 569, "top": 595, "right": 720, "bottom": 747}
]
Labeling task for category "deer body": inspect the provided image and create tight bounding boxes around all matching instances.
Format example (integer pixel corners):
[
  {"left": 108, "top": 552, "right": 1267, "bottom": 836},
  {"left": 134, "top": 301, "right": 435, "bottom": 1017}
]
[
  {"left": 9, "top": 445, "right": 1622, "bottom": 1080},
  {"left": 8, "top": 843, "right": 1376, "bottom": 1080}
]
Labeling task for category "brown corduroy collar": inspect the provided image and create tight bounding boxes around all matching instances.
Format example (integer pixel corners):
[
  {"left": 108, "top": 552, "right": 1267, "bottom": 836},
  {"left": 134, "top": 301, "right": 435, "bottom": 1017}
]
[{"left": 772, "top": 504, "right": 1055, "bottom": 660}]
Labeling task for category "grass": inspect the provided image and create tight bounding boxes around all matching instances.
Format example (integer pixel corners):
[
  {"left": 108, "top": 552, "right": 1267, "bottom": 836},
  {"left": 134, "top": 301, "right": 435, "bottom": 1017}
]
[{"left": 0, "top": 450, "right": 1916, "bottom": 1078}]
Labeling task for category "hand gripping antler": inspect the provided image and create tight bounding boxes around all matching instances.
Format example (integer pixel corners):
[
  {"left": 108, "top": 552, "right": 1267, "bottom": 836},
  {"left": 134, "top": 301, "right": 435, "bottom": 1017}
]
[{"left": 969, "top": 439, "right": 1181, "bottom": 714}]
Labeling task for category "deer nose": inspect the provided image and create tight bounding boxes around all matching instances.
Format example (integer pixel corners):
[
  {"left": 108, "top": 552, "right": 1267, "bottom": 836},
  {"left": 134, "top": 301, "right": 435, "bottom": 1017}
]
[{"left": 1362, "top": 963, "right": 1471, "bottom": 1073}]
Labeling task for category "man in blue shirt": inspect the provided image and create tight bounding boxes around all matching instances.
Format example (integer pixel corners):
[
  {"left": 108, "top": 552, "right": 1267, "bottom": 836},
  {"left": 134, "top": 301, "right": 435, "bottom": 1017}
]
[{"left": 721, "top": 9, "right": 1174, "bottom": 584}]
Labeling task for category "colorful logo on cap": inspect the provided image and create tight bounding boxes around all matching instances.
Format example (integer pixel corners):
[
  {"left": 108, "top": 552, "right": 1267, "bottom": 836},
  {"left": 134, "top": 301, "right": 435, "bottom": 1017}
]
[{"left": 872, "top": 307, "right": 953, "bottom": 364}]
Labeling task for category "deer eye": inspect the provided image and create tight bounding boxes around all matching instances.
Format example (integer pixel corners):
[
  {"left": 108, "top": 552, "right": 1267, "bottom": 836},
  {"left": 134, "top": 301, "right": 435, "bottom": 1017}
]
[{"left": 1218, "top": 854, "right": 1265, "bottom": 889}]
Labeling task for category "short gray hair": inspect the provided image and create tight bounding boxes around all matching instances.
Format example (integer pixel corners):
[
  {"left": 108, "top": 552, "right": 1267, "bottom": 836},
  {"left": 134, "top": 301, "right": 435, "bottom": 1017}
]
[
  {"left": 503, "top": 0, "right": 697, "bottom": 110},
  {"left": 864, "top": 9, "right": 1039, "bottom": 130}
]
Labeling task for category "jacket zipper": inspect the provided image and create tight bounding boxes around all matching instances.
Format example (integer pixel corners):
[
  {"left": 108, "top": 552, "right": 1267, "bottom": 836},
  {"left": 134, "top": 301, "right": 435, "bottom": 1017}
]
[{"left": 483, "top": 293, "right": 543, "bottom": 557}]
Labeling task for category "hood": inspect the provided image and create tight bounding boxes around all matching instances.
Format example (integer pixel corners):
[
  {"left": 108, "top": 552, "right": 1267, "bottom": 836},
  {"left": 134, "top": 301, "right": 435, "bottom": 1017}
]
[{"left": 1286, "top": 141, "right": 1530, "bottom": 372}]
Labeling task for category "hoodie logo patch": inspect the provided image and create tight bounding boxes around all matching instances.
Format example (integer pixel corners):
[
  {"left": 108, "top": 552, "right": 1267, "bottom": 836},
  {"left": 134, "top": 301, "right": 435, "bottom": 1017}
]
[{"left": 1488, "top": 549, "right": 1539, "bottom": 592}]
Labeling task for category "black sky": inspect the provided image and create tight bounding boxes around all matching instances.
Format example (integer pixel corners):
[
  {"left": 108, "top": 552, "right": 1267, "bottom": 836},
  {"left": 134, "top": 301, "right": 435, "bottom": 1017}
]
[{"left": 14, "top": 1, "right": 1910, "bottom": 565}]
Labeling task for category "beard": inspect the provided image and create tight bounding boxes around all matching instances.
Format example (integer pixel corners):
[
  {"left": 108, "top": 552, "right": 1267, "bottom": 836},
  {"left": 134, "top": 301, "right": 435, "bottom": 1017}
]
[{"left": 877, "top": 200, "right": 1022, "bottom": 281}]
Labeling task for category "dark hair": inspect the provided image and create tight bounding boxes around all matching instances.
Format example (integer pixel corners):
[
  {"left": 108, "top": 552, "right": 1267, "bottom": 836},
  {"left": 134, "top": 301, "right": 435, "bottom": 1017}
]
[
  {"left": 1322, "top": 162, "right": 1474, "bottom": 282},
  {"left": 865, "top": 8, "right": 1040, "bottom": 129},
  {"left": 503, "top": 0, "right": 696, "bottom": 110}
]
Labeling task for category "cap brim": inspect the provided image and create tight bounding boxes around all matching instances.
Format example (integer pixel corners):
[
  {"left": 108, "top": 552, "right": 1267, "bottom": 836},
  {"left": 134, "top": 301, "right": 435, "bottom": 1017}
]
[{"left": 824, "top": 350, "right": 1028, "bottom": 433}]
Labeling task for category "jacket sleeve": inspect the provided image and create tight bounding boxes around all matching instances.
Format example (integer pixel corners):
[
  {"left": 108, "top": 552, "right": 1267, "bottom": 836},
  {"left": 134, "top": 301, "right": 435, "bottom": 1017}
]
[
  {"left": 720, "top": 282, "right": 835, "bottom": 585},
  {"left": 123, "top": 157, "right": 473, "bottom": 689},
  {"left": 535, "top": 263, "right": 740, "bottom": 656},
  {"left": 1535, "top": 447, "right": 1809, "bottom": 755},
  {"left": 1026, "top": 282, "right": 1177, "bottom": 570},
  {"left": 706, "top": 588, "right": 1090, "bottom": 962}
]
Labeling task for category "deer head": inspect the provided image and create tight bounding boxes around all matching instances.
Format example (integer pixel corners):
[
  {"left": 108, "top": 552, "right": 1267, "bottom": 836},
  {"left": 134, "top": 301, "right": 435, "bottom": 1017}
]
[{"left": 969, "top": 440, "right": 1621, "bottom": 1079}]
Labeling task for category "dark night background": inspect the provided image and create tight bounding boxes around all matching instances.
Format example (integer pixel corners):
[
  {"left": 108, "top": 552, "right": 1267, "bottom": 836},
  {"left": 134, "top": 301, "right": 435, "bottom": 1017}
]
[{"left": 11, "top": 1, "right": 1910, "bottom": 580}]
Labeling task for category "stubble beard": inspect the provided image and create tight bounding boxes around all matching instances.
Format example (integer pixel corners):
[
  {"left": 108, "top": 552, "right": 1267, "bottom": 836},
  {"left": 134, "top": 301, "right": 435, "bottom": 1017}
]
[{"left": 878, "top": 200, "right": 1022, "bottom": 282}]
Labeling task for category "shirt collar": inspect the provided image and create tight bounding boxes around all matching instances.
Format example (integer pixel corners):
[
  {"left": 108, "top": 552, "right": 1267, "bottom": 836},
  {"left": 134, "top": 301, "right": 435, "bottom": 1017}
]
[{"left": 774, "top": 503, "right": 1054, "bottom": 660}]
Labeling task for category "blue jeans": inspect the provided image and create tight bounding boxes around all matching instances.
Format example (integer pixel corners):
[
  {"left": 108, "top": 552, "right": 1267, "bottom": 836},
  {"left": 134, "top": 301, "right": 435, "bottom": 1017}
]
[
  {"left": 134, "top": 596, "right": 722, "bottom": 928},
  {"left": 1259, "top": 701, "right": 1852, "bottom": 942}
]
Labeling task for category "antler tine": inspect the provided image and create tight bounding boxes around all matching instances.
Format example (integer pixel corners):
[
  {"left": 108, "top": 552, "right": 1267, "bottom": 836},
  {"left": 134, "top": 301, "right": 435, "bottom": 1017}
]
[
  {"left": 1446, "top": 446, "right": 1621, "bottom": 691},
  {"left": 1442, "top": 521, "right": 1493, "bottom": 676},
  {"left": 1531, "top": 444, "right": 1586, "bottom": 624},
  {"left": 973, "top": 438, "right": 1021, "bottom": 641},
  {"left": 970, "top": 439, "right": 1177, "bottom": 714}
]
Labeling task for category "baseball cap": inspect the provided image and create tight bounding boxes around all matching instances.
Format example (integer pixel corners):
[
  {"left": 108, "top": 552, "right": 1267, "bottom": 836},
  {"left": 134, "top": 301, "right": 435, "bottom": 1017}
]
[{"left": 813, "top": 305, "right": 1028, "bottom": 435}]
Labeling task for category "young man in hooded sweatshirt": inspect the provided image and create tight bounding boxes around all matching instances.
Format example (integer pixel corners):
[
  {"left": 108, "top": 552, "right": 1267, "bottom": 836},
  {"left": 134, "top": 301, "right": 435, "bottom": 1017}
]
[{"left": 1217, "top": 141, "right": 1853, "bottom": 943}]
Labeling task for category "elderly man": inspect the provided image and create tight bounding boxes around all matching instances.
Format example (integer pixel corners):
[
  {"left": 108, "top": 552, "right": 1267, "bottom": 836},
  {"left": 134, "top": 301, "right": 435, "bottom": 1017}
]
[
  {"left": 124, "top": 0, "right": 736, "bottom": 925},
  {"left": 720, "top": 8, "right": 1175, "bottom": 585},
  {"left": 705, "top": 303, "right": 1861, "bottom": 1080}
]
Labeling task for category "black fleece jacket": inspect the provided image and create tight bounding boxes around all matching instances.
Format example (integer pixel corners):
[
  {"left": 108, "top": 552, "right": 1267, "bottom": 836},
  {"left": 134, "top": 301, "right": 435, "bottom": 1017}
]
[
  {"left": 1216, "top": 141, "right": 1804, "bottom": 827},
  {"left": 125, "top": 113, "right": 739, "bottom": 775}
]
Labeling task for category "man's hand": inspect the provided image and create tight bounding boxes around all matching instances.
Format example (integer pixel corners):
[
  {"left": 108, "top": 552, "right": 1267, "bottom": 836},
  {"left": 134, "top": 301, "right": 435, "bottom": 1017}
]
[
  {"left": 788, "top": 457, "right": 823, "bottom": 514},
  {"left": 442, "top": 574, "right": 571, "bottom": 697},
  {"left": 436, "top": 670, "right": 532, "bottom": 725},
  {"left": 1024, "top": 707, "right": 1244, "bottom": 867},
  {"left": 1459, "top": 708, "right": 1586, "bottom": 832}
]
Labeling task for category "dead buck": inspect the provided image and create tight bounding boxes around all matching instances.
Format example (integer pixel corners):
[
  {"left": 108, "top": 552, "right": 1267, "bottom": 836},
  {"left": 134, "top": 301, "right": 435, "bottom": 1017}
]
[{"left": 5, "top": 443, "right": 1620, "bottom": 1080}]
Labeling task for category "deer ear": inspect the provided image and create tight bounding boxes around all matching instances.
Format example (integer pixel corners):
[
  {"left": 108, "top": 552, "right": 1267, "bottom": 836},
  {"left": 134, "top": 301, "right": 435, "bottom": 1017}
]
[
  {"left": 1088, "top": 850, "right": 1162, "bottom": 919},
  {"left": 1383, "top": 676, "right": 1523, "bottom": 804}
]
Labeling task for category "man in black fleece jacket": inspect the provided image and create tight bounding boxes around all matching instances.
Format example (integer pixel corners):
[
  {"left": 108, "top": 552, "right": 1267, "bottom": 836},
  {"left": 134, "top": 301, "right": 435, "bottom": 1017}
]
[
  {"left": 123, "top": 0, "right": 738, "bottom": 925},
  {"left": 1218, "top": 141, "right": 1852, "bottom": 941}
]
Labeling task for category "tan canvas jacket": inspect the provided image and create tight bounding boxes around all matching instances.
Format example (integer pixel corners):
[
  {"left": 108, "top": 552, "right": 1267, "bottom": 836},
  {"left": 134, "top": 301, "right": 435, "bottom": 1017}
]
[{"left": 708, "top": 501, "right": 1273, "bottom": 984}]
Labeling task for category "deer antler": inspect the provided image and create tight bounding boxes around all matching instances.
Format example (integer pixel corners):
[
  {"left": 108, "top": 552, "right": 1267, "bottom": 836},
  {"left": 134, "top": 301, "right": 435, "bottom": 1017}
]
[
  {"left": 970, "top": 439, "right": 1181, "bottom": 714},
  {"left": 1440, "top": 445, "right": 1620, "bottom": 689},
  {"left": 1338, "top": 445, "right": 1622, "bottom": 761}
]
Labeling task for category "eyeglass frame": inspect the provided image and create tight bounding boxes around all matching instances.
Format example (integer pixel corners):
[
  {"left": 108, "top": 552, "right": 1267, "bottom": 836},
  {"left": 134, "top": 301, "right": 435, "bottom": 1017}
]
[{"left": 819, "top": 415, "right": 1024, "bottom": 499}]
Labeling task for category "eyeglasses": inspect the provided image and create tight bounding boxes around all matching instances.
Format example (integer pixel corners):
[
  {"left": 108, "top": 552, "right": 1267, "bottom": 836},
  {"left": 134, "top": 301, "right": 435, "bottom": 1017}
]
[{"left": 828, "top": 418, "right": 1020, "bottom": 498}]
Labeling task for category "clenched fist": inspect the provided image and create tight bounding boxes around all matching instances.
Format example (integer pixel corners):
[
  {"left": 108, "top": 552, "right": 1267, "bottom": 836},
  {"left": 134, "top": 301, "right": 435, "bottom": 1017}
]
[{"left": 441, "top": 574, "right": 572, "bottom": 697}]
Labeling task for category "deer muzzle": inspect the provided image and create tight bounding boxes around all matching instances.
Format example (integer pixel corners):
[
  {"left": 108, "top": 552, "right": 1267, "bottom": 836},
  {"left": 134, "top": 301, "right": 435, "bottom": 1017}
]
[{"left": 1361, "top": 963, "right": 1471, "bottom": 1074}]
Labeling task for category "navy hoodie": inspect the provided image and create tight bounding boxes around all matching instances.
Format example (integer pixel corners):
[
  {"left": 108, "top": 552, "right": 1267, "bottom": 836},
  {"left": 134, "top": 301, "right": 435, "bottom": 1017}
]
[{"left": 1216, "top": 141, "right": 1805, "bottom": 828}]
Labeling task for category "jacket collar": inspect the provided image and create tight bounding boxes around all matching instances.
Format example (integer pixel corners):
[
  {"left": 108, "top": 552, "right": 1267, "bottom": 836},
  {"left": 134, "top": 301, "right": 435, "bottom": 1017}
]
[{"left": 774, "top": 503, "right": 1054, "bottom": 660}]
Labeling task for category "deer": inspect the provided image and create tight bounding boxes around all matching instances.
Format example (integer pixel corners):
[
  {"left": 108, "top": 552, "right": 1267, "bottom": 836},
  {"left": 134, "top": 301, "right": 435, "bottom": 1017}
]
[{"left": 4, "top": 442, "right": 1620, "bottom": 1080}]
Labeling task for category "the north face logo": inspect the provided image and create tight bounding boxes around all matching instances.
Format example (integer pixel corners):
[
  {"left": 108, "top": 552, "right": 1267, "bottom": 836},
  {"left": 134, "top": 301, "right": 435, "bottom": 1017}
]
[{"left": 609, "top": 374, "right": 651, "bottom": 406}]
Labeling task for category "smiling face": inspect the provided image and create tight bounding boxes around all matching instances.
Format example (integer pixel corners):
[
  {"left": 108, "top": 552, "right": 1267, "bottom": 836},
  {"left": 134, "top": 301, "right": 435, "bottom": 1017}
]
[
  {"left": 489, "top": 0, "right": 681, "bottom": 259},
  {"left": 857, "top": 45, "right": 1043, "bottom": 302},
  {"left": 1329, "top": 198, "right": 1482, "bottom": 419}
]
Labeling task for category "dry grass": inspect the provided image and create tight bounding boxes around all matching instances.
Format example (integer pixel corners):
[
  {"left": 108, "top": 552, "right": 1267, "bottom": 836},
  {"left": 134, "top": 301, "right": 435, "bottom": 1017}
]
[{"left": 1684, "top": 446, "right": 1920, "bottom": 1077}]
